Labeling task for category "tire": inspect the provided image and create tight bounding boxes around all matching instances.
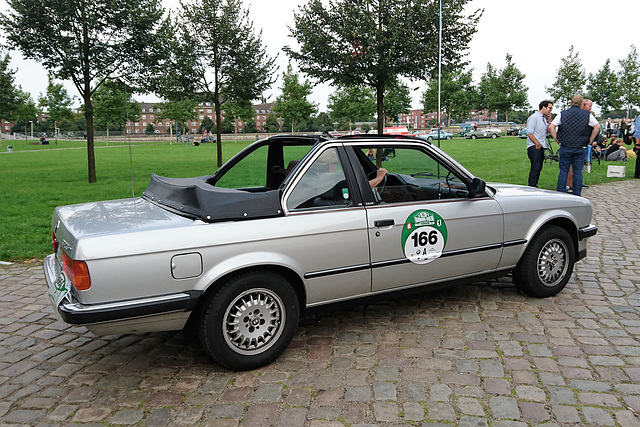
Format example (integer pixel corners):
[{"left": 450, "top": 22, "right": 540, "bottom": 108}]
[
  {"left": 491, "top": 133, "right": 498, "bottom": 138},
  {"left": 512, "top": 225, "right": 575, "bottom": 297},
  {"left": 198, "top": 270, "right": 299, "bottom": 370},
  {"left": 446, "top": 136, "right": 452, "bottom": 140},
  {"left": 427, "top": 136, "right": 433, "bottom": 140},
  {"left": 470, "top": 135, "right": 477, "bottom": 139}
]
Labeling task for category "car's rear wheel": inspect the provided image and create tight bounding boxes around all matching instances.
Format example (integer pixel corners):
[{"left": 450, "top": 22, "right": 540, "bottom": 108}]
[
  {"left": 198, "top": 270, "right": 299, "bottom": 370},
  {"left": 470, "top": 135, "right": 477, "bottom": 139},
  {"left": 446, "top": 136, "right": 452, "bottom": 140},
  {"left": 513, "top": 225, "right": 575, "bottom": 297},
  {"left": 491, "top": 133, "right": 498, "bottom": 138}
]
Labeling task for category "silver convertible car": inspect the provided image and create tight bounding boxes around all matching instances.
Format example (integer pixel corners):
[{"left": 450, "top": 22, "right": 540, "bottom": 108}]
[{"left": 44, "top": 134, "right": 597, "bottom": 370}]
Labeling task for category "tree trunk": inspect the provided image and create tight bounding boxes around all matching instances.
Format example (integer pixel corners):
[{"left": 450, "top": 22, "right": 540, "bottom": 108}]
[
  {"left": 376, "top": 84, "right": 384, "bottom": 135},
  {"left": 84, "top": 94, "right": 97, "bottom": 183},
  {"left": 214, "top": 98, "right": 223, "bottom": 167}
]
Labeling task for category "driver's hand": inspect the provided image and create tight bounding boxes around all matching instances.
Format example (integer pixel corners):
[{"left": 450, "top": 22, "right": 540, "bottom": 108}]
[{"left": 369, "top": 168, "right": 388, "bottom": 188}]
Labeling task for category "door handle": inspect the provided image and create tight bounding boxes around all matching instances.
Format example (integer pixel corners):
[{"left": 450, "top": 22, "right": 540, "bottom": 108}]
[{"left": 374, "top": 219, "right": 395, "bottom": 227}]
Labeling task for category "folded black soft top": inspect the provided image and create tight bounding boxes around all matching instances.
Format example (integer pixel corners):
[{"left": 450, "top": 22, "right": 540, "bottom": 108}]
[{"left": 143, "top": 174, "right": 283, "bottom": 222}]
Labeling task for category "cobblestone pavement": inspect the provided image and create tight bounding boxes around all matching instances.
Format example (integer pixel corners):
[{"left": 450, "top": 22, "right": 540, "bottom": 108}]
[{"left": 1, "top": 180, "right": 640, "bottom": 427}]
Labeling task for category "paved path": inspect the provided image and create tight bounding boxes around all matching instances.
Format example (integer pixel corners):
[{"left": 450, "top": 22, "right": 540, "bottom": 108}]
[{"left": 1, "top": 180, "right": 639, "bottom": 426}]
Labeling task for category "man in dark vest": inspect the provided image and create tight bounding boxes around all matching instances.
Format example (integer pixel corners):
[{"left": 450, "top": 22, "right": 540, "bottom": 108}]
[{"left": 548, "top": 95, "right": 600, "bottom": 196}]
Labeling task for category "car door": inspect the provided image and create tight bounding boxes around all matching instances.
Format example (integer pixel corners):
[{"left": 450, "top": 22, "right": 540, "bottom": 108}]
[
  {"left": 352, "top": 145, "right": 505, "bottom": 292},
  {"left": 282, "top": 145, "right": 371, "bottom": 305}
]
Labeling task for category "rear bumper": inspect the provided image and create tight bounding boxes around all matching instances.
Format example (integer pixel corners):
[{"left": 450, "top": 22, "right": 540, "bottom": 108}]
[{"left": 44, "top": 254, "right": 201, "bottom": 325}]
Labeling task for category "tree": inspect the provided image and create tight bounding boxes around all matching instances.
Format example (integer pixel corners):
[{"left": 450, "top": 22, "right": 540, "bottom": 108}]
[
  {"left": 165, "top": 0, "right": 276, "bottom": 166},
  {"left": 263, "top": 113, "right": 280, "bottom": 133},
  {"left": 546, "top": 45, "right": 586, "bottom": 110},
  {"left": 327, "top": 84, "right": 376, "bottom": 125},
  {"left": 272, "top": 64, "right": 317, "bottom": 133},
  {"left": 383, "top": 78, "right": 412, "bottom": 125},
  {"left": 199, "top": 116, "right": 215, "bottom": 134},
  {"left": 12, "top": 91, "right": 38, "bottom": 135},
  {"left": 0, "top": 53, "right": 20, "bottom": 122},
  {"left": 38, "top": 76, "right": 76, "bottom": 132},
  {"left": 422, "top": 68, "right": 474, "bottom": 127},
  {"left": 286, "top": 0, "right": 482, "bottom": 134},
  {"left": 1, "top": 0, "right": 168, "bottom": 182},
  {"left": 224, "top": 99, "right": 256, "bottom": 137},
  {"left": 586, "top": 59, "right": 620, "bottom": 114},
  {"left": 477, "top": 54, "right": 528, "bottom": 123},
  {"left": 92, "top": 79, "right": 139, "bottom": 144},
  {"left": 618, "top": 45, "right": 640, "bottom": 119},
  {"left": 0, "top": 52, "right": 24, "bottom": 144},
  {"left": 145, "top": 123, "right": 155, "bottom": 135},
  {"left": 154, "top": 98, "right": 197, "bottom": 138}
]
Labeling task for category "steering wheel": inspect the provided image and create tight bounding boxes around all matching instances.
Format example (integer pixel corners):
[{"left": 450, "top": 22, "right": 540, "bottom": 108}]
[{"left": 367, "top": 169, "right": 388, "bottom": 202}]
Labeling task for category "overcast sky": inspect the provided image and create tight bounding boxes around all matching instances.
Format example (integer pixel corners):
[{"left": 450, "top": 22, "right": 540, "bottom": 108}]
[{"left": 2, "top": 0, "right": 637, "bottom": 113}]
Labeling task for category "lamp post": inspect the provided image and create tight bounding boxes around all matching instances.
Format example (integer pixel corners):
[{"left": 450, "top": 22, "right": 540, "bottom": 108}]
[{"left": 29, "top": 120, "right": 33, "bottom": 140}]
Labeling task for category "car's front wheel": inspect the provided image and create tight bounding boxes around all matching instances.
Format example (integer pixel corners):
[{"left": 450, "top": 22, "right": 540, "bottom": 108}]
[
  {"left": 491, "top": 133, "right": 498, "bottom": 138},
  {"left": 198, "top": 270, "right": 299, "bottom": 370},
  {"left": 470, "top": 135, "right": 477, "bottom": 139},
  {"left": 513, "top": 225, "right": 575, "bottom": 297}
]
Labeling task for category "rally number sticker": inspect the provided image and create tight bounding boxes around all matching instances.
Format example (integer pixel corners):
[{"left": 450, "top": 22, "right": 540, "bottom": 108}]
[{"left": 401, "top": 210, "right": 447, "bottom": 264}]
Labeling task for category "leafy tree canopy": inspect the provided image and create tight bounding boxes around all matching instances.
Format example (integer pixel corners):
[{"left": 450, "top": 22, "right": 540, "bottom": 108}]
[
  {"left": 422, "top": 67, "right": 475, "bottom": 126},
  {"left": 327, "top": 84, "right": 376, "bottom": 123},
  {"left": 285, "top": 0, "right": 482, "bottom": 133},
  {"left": 0, "top": 52, "right": 22, "bottom": 123},
  {"left": 478, "top": 54, "right": 528, "bottom": 123},
  {"left": 273, "top": 64, "right": 317, "bottom": 132},
  {"left": 161, "top": 0, "right": 276, "bottom": 165},
  {"left": 383, "top": 77, "right": 412, "bottom": 125},
  {"left": 92, "top": 79, "right": 140, "bottom": 131},
  {"left": 586, "top": 59, "right": 620, "bottom": 114},
  {"left": 617, "top": 44, "right": 640, "bottom": 118},
  {"left": 154, "top": 98, "right": 198, "bottom": 134},
  {"left": 546, "top": 45, "right": 586, "bottom": 110},
  {"left": 1, "top": 0, "right": 169, "bottom": 182},
  {"left": 38, "top": 76, "right": 76, "bottom": 130}
]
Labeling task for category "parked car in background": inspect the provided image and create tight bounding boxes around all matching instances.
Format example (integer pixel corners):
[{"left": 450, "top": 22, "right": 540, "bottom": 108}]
[
  {"left": 419, "top": 129, "right": 453, "bottom": 141},
  {"left": 519, "top": 128, "right": 529, "bottom": 139},
  {"left": 44, "top": 134, "right": 596, "bottom": 370},
  {"left": 458, "top": 127, "right": 473, "bottom": 137},
  {"left": 328, "top": 131, "right": 341, "bottom": 138},
  {"left": 465, "top": 128, "right": 502, "bottom": 139},
  {"left": 507, "top": 127, "right": 522, "bottom": 136}
]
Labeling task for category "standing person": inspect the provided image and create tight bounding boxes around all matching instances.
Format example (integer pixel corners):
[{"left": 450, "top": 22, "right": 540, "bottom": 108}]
[
  {"left": 605, "top": 118, "right": 613, "bottom": 137},
  {"left": 526, "top": 100, "right": 553, "bottom": 187},
  {"left": 548, "top": 95, "right": 600, "bottom": 196},
  {"left": 634, "top": 115, "right": 640, "bottom": 179},
  {"left": 185, "top": 132, "right": 190, "bottom": 147},
  {"left": 619, "top": 118, "right": 627, "bottom": 138}
]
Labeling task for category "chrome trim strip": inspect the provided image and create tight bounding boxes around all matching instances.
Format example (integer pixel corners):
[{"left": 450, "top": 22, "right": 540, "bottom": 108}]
[
  {"left": 305, "top": 240, "right": 525, "bottom": 278},
  {"left": 304, "top": 263, "right": 370, "bottom": 279}
]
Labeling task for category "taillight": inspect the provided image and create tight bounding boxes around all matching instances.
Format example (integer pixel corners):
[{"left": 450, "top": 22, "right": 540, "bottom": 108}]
[
  {"left": 52, "top": 232, "right": 59, "bottom": 253},
  {"left": 62, "top": 252, "right": 91, "bottom": 291}
]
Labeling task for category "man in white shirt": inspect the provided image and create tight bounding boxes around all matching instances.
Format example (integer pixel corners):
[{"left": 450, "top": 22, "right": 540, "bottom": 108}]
[{"left": 526, "top": 100, "right": 553, "bottom": 187}]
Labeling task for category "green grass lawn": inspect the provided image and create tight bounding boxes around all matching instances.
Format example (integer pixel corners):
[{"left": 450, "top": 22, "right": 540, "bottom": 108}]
[{"left": 0, "top": 135, "right": 634, "bottom": 262}]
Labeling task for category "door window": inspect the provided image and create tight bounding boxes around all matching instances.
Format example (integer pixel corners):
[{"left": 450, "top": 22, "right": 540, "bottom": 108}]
[{"left": 286, "top": 148, "right": 352, "bottom": 210}]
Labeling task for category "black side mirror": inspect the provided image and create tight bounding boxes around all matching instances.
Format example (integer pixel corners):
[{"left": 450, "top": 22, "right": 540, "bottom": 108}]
[{"left": 470, "top": 177, "right": 486, "bottom": 197}]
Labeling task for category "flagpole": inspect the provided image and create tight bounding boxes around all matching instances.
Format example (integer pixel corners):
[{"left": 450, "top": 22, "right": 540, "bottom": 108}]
[{"left": 437, "top": 0, "right": 442, "bottom": 147}]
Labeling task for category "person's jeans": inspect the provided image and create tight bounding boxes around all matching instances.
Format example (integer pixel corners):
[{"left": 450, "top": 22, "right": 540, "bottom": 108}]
[
  {"left": 527, "top": 146, "right": 544, "bottom": 187},
  {"left": 557, "top": 146, "right": 586, "bottom": 196}
]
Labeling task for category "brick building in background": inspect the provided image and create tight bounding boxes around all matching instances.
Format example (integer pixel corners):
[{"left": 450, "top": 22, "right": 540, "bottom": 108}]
[{"left": 124, "top": 101, "right": 278, "bottom": 135}]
